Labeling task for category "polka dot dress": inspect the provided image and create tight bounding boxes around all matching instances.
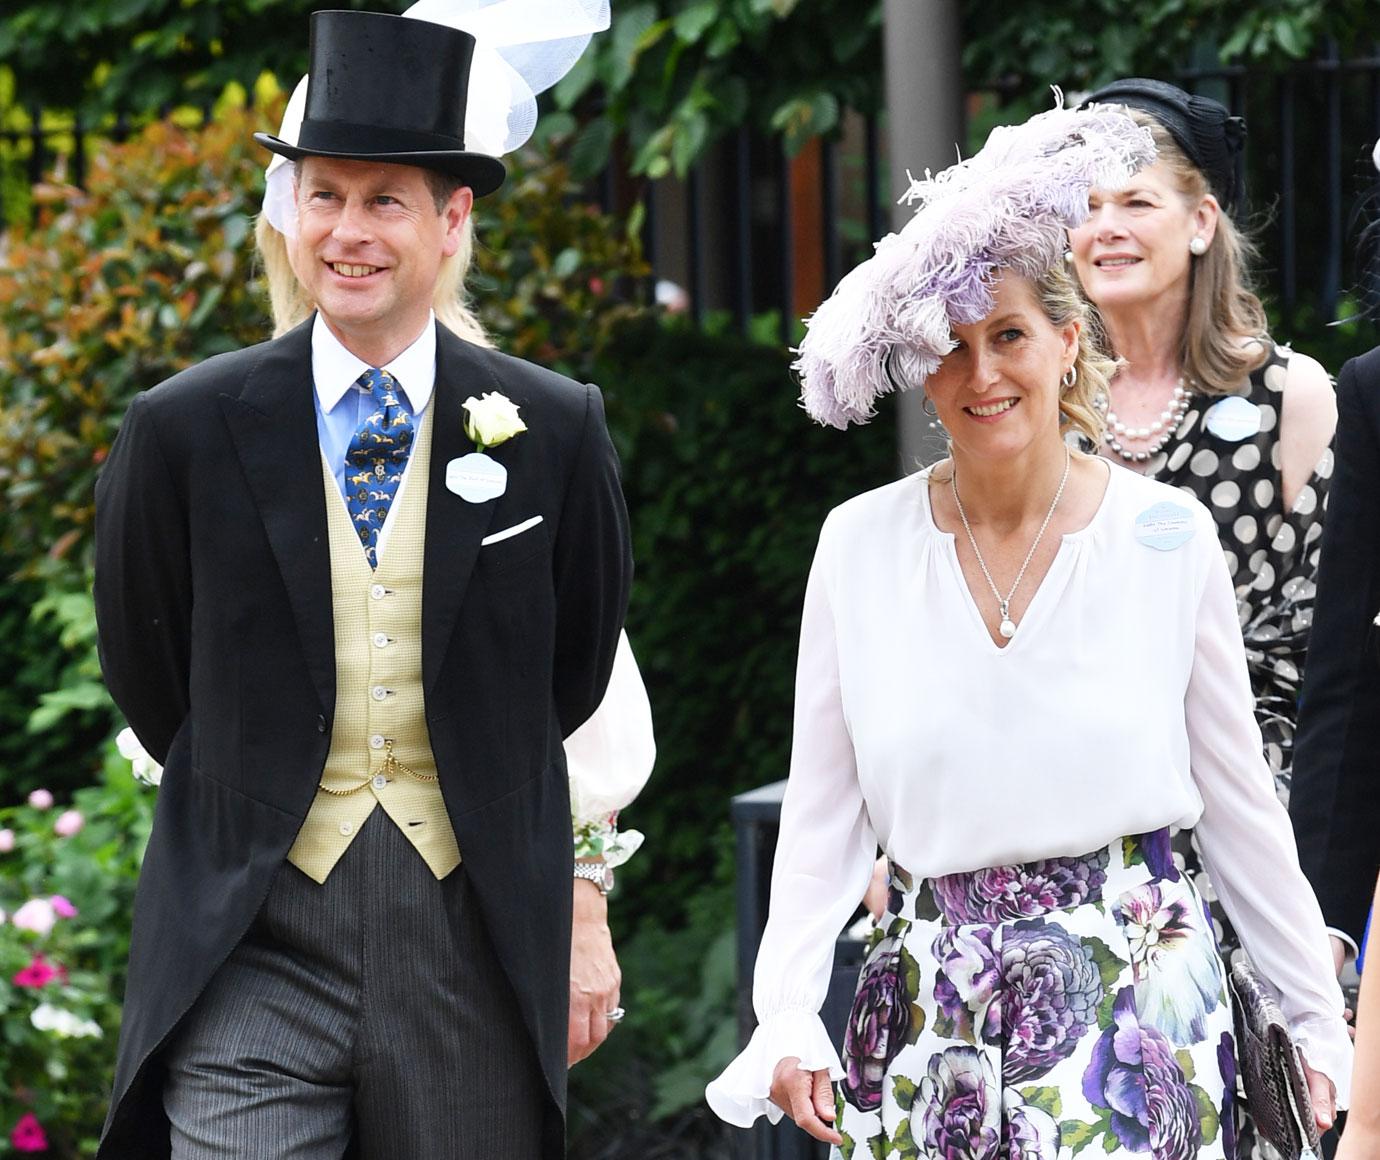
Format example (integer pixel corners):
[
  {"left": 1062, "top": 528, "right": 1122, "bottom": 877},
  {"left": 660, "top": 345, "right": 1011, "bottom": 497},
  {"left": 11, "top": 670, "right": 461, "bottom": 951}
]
[{"left": 1144, "top": 342, "right": 1333, "bottom": 801}]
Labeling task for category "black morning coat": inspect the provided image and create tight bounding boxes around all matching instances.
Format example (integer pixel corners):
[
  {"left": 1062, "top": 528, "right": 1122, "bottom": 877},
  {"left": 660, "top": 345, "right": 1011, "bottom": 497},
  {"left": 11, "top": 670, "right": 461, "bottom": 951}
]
[
  {"left": 91, "top": 318, "right": 632, "bottom": 1157},
  {"left": 1290, "top": 344, "right": 1380, "bottom": 950}
]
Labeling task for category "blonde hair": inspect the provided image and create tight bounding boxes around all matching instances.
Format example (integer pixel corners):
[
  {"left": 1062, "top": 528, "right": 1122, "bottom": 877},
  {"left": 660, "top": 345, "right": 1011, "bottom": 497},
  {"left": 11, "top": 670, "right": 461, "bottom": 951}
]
[
  {"left": 1127, "top": 113, "right": 1269, "bottom": 394},
  {"left": 1038, "top": 264, "right": 1115, "bottom": 445},
  {"left": 253, "top": 205, "right": 492, "bottom": 346}
]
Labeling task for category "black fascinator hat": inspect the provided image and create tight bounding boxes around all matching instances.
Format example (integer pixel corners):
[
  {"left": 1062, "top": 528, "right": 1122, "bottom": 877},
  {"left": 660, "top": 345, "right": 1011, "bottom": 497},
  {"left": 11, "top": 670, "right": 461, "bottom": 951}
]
[
  {"left": 1080, "top": 77, "right": 1245, "bottom": 214},
  {"left": 255, "top": 10, "right": 506, "bottom": 197}
]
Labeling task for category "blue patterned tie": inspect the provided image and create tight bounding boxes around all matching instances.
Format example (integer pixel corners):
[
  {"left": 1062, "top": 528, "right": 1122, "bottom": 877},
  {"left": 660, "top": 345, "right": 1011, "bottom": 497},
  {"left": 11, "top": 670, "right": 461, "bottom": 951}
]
[{"left": 344, "top": 368, "right": 414, "bottom": 568}]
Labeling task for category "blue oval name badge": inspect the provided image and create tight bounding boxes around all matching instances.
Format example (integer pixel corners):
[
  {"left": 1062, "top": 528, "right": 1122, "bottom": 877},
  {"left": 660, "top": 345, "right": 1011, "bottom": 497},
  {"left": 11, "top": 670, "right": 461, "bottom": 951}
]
[
  {"left": 1203, "top": 395, "right": 1263, "bottom": 442},
  {"left": 1134, "top": 501, "right": 1196, "bottom": 552}
]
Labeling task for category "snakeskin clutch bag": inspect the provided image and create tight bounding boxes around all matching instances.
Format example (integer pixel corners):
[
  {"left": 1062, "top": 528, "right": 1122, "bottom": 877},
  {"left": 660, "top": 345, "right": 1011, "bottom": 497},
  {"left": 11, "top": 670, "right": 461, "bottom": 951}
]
[{"left": 1228, "top": 957, "right": 1322, "bottom": 1160}]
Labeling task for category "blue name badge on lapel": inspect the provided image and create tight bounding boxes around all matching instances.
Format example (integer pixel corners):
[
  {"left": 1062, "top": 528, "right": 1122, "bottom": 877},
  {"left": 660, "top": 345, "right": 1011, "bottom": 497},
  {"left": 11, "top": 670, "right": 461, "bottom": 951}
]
[{"left": 1134, "top": 502, "right": 1196, "bottom": 552}]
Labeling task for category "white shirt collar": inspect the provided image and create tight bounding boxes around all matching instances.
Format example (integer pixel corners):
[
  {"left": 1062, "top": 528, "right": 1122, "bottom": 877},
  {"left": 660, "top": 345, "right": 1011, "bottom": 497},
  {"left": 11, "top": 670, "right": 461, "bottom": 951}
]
[{"left": 311, "top": 312, "right": 437, "bottom": 416}]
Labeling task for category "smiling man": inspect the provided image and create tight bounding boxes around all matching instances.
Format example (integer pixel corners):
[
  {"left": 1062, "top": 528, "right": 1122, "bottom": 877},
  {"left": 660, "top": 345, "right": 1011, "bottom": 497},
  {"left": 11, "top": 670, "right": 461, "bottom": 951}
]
[{"left": 92, "top": 10, "right": 630, "bottom": 1159}]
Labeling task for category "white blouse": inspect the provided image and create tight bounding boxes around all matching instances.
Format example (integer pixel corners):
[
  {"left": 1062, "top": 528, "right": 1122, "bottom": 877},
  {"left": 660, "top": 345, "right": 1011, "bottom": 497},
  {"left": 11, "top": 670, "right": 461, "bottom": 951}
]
[{"left": 706, "top": 464, "right": 1351, "bottom": 1126}]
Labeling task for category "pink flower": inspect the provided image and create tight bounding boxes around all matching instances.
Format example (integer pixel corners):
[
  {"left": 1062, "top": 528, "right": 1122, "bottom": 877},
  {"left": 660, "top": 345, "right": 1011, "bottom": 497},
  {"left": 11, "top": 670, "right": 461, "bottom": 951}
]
[
  {"left": 10, "top": 899, "right": 57, "bottom": 936},
  {"left": 12, "top": 954, "right": 66, "bottom": 989},
  {"left": 0, "top": 829, "right": 13, "bottom": 853},
  {"left": 53, "top": 810, "right": 84, "bottom": 838},
  {"left": 49, "top": 896, "right": 78, "bottom": 919},
  {"left": 10, "top": 1112, "right": 47, "bottom": 1152},
  {"left": 27, "top": 789, "right": 53, "bottom": 810}
]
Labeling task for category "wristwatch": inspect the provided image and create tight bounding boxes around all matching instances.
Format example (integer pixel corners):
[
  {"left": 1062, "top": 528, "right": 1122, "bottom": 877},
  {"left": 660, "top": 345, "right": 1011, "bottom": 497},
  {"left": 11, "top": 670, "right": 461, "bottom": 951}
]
[{"left": 573, "top": 860, "right": 615, "bottom": 896}]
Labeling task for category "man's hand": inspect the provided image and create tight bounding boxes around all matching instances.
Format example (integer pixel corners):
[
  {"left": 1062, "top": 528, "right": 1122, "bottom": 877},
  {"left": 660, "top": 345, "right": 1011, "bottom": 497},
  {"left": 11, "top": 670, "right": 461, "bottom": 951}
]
[
  {"left": 569, "top": 877, "right": 621, "bottom": 1066},
  {"left": 769, "top": 1057, "right": 842, "bottom": 1145}
]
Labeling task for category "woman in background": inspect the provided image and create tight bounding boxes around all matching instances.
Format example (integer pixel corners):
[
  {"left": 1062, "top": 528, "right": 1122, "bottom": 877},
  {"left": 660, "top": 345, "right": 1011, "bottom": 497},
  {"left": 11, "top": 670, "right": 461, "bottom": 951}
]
[{"left": 1069, "top": 77, "right": 1336, "bottom": 801}]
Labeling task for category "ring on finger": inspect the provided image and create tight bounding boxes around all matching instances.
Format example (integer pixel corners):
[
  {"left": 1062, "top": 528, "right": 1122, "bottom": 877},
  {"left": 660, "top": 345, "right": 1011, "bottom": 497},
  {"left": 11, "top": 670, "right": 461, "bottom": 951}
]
[{"left": 605, "top": 1006, "right": 626, "bottom": 1023}]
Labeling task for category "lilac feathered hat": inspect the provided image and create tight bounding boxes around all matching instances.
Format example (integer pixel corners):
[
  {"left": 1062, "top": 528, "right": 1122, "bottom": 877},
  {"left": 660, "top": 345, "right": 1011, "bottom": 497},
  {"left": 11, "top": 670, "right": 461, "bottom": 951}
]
[{"left": 795, "top": 96, "right": 1157, "bottom": 429}]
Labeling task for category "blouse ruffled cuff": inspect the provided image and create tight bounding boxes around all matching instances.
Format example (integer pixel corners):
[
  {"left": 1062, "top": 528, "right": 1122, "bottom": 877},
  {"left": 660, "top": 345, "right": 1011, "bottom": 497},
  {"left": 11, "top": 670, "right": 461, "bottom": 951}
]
[
  {"left": 1291, "top": 1013, "right": 1354, "bottom": 1110},
  {"left": 705, "top": 1007, "right": 844, "bottom": 1128}
]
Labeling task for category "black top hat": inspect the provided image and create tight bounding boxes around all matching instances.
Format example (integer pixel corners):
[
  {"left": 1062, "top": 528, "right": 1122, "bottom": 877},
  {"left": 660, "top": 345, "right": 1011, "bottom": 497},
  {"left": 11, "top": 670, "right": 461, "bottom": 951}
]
[
  {"left": 1080, "top": 78, "right": 1245, "bottom": 214},
  {"left": 255, "top": 10, "right": 506, "bottom": 197}
]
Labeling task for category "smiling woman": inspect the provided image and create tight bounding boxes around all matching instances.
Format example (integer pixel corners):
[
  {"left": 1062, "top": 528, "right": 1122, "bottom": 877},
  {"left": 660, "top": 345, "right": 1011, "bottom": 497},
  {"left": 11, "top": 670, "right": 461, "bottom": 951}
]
[{"left": 704, "top": 99, "right": 1352, "bottom": 1160}]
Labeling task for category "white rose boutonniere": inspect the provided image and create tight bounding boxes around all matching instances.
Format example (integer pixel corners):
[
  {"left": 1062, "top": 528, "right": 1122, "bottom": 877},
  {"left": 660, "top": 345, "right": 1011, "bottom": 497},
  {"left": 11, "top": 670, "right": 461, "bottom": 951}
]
[{"left": 463, "top": 392, "right": 527, "bottom": 451}]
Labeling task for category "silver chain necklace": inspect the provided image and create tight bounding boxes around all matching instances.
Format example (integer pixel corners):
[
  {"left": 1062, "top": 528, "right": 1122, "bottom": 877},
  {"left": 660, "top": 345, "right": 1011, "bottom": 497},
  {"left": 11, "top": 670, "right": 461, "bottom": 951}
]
[{"left": 950, "top": 446, "right": 1071, "bottom": 640}]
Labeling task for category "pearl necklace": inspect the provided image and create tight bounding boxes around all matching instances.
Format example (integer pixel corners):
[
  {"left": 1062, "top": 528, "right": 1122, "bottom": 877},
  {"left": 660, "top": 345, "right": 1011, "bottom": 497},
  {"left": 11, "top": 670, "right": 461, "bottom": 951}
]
[
  {"left": 950, "top": 447, "right": 1071, "bottom": 640},
  {"left": 1098, "top": 379, "right": 1192, "bottom": 463}
]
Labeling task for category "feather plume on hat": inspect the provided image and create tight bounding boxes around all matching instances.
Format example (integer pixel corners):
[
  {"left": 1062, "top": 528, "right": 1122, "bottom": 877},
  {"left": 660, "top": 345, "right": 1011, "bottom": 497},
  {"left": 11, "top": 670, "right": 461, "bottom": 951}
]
[{"left": 795, "top": 96, "right": 1157, "bottom": 429}]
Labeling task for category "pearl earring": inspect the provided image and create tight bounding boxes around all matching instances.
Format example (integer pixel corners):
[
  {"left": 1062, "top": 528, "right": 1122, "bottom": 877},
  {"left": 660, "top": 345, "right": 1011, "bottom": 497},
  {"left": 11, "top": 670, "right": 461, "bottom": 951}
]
[
  {"left": 1189, "top": 237, "right": 1208, "bottom": 256},
  {"left": 1063, "top": 249, "right": 1074, "bottom": 265}
]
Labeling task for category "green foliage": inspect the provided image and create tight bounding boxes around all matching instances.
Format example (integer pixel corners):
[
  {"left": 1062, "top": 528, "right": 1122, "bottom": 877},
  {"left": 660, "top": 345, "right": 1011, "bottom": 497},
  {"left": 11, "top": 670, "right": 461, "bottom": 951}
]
[
  {"left": 0, "top": 1, "right": 407, "bottom": 116},
  {"left": 556, "top": 0, "right": 882, "bottom": 179},
  {"left": 0, "top": 743, "right": 155, "bottom": 1157},
  {"left": 469, "top": 121, "right": 648, "bottom": 381},
  {"left": 0, "top": 570, "right": 111, "bottom": 801},
  {"left": 0, "top": 101, "right": 275, "bottom": 581},
  {"left": 959, "top": 0, "right": 1377, "bottom": 97}
]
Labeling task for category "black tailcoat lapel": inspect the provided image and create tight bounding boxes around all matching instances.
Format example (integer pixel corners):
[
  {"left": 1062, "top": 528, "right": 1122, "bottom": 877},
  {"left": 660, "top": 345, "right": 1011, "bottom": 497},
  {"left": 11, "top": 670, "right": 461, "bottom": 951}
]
[
  {"left": 422, "top": 328, "right": 505, "bottom": 696},
  {"left": 219, "top": 320, "right": 335, "bottom": 720}
]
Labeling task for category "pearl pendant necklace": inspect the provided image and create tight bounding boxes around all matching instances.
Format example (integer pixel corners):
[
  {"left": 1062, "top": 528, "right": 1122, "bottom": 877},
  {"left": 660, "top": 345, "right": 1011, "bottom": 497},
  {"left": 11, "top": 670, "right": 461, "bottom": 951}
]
[
  {"left": 1098, "top": 378, "right": 1192, "bottom": 463},
  {"left": 950, "top": 447, "right": 1071, "bottom": 640}
]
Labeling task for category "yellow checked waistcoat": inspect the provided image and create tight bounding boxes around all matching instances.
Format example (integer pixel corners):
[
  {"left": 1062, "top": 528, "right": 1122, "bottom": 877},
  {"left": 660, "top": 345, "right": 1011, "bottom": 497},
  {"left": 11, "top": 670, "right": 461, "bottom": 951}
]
[{"left": 287, "top": 412, "right": 461, "bottom": 884}]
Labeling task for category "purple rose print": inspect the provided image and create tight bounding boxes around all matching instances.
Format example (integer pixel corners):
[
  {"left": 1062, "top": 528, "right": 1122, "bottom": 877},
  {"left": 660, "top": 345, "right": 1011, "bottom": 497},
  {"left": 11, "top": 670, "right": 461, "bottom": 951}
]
[
  {"left": 932, "top": 849, "right": 1109, "bottom": 924},
  {"left": 1002, "top": 920, "right": 1104, "bottom": 1082},
  {"left": 918, "top": 1045, "right": 1001, "bottom": 1160},
  {"left": 1217, "top": 1032, "right": 1237, "bottom": 1160},
  {"left": 1082, "top": 987, "right": 1202, "bottom": 1160},
  {"left": 1002, "top": 1088, "right": 1062, "bottom": 1160},
  {"left": 933, "top": 926, "right": 1002, "bottom": 1044},
  {"left": 841, "top": 935, "right": 912, "bottom": 1112}
]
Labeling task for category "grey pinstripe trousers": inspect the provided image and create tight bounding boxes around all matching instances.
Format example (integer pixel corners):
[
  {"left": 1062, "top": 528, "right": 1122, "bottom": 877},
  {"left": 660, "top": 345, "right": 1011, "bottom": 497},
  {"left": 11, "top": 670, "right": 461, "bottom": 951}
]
[{"left": 162, "top": 810, "right": 545, "bottom": 1159}]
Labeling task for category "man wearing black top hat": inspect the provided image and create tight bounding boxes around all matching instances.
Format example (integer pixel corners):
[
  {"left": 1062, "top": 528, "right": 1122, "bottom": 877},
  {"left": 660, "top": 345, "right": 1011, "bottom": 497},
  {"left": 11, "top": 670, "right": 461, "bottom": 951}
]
[{"left": 93, "top": 10, "right": 630, "bottom": 1158}]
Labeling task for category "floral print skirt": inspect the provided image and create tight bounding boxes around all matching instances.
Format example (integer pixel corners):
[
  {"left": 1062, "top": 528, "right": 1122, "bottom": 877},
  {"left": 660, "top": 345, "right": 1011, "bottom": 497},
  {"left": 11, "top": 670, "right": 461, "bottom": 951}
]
[{"left": 835, "top": 830, "right": 1237, "bottom": 1160}]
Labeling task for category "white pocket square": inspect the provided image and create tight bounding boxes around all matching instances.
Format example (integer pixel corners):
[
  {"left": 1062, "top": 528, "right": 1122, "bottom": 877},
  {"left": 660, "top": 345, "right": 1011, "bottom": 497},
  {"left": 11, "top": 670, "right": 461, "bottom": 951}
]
[{"left": 481, "top": 515, "right": 543, "bottom": 546}]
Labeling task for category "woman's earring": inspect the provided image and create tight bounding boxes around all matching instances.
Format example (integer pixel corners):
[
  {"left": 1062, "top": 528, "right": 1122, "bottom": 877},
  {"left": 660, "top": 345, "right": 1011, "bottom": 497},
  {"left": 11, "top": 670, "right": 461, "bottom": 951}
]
[
  {"left": 1061, "top": 365, "right": 1078, "bottom": 390},
  {"left": 1189, "top": 236, "right": 1208, "bottom": 256},
  {"left": 1063, "top": 249, "right": 1074, "bottom": 265},
  {"left": 922, "top": 395, "right": 947, "bottom": 434}
]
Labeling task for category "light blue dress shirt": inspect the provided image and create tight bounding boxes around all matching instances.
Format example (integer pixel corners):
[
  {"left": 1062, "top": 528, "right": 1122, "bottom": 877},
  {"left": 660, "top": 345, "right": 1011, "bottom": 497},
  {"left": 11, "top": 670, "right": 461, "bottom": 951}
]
[{"left": 311, "top": 313, "right": 437, "bottom": 563}]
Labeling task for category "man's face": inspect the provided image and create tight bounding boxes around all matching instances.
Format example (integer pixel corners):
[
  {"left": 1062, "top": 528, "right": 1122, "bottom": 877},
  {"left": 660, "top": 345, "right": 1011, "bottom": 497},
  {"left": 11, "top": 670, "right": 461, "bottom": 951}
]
[{"left": 292, "top": 156, "right": 472, "bottom": 358}]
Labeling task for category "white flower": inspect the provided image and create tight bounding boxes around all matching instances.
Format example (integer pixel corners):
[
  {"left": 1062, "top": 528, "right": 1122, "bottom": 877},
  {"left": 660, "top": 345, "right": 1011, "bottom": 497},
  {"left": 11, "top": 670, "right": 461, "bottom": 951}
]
[
  {"left": 27, "top": 788, "right": 53, "bottom": 810},
  {"left": 463, "top": 392, "right": 527, "bottom": 450},
  {"left": 30, "top": 1003, "right": 102, "bottom": 1039},
  {"left": 11, "top": 899, "right": 57, "bottom": 937},
  {"left": 116, "top": 727, "right": 163, "bottom": 786}
]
